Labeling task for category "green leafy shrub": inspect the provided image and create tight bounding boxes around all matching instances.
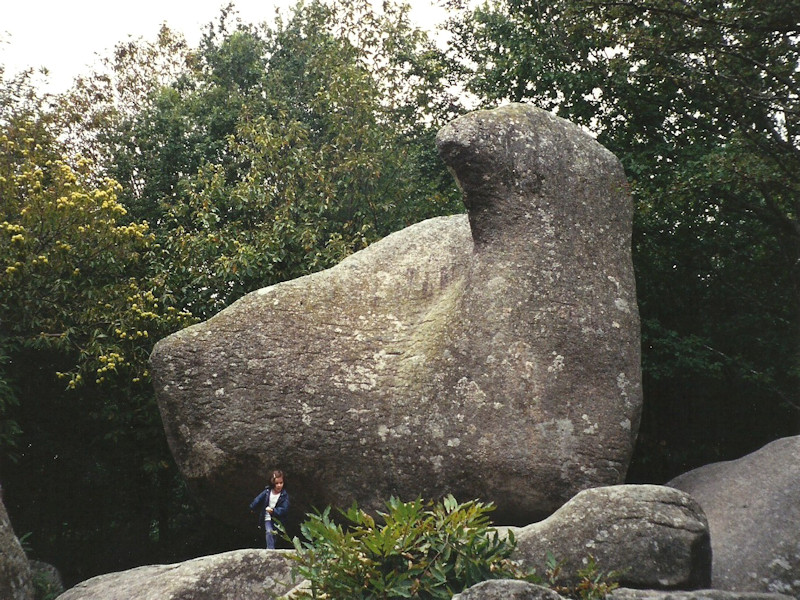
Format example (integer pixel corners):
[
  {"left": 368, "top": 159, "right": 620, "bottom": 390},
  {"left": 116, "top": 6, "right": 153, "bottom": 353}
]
[
  {"left": 290, "top": 495, "right": 527, "bottom": 599},
  {"left": 542, "top": 553, "right": 621, "bottom": 600},
  {"left": 31, "top": 570, "right": 62, "bottom": 600}
]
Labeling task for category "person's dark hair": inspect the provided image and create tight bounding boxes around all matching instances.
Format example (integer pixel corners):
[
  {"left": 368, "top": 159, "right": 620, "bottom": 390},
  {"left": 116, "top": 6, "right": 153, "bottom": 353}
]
[{"left": 271, "top": 469, "right": 285, "bottom": 485}]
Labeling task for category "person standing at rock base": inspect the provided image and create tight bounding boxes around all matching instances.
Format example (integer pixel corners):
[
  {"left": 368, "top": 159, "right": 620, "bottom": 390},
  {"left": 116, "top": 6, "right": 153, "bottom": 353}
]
[{"left": 249, "top": 470, "right": 289, "bottom": 549}]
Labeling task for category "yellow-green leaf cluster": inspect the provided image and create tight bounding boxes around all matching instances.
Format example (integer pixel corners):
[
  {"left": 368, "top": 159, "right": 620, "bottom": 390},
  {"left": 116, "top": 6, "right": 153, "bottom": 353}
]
[{"left": 1, "top": 116, "right": 195, "bottom": 391}]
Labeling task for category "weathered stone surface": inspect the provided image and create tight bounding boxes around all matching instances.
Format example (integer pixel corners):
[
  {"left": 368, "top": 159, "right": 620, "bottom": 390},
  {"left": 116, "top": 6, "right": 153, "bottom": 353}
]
[
  {"left": 457, "top": 584, "right": 796, "bottom": 600},
  {"left": 55, "top": 549, "right": 296, "bottom": 600},
  {"left": 508, "top": 485, "right": 711, "bottom": 590},
  {"left": 668, "top": 436, "right": 800, "bottom": 596},
  {"left": 609, "top": 588, "right": 795, "bottom": 600},
  {"left": 452, "top": 579, "right": 564, "bottom": 600},
  {"left": 150, "top": 103, "right": 642, "bottom": 526},
  {"left": 0, "top": 486, "right": 34, "bottom": 600}
]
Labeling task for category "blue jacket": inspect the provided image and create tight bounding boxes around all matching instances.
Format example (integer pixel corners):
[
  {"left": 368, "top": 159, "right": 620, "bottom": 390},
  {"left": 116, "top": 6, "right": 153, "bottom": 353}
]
[{"left": 249, "top": 486, "right": 290, "bottom": 525}]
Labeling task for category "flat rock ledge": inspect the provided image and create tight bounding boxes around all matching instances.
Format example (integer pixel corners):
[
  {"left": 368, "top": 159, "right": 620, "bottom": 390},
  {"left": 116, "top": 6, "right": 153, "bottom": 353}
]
[
  {"left": 454, "top": 581, "right": 796, "bottom": 600},
  {"left": 55, "top": 549, "right": 296, "bottom": 600},
  {"left": 609, "top": 589, "right": 797, "bottom": 600}
]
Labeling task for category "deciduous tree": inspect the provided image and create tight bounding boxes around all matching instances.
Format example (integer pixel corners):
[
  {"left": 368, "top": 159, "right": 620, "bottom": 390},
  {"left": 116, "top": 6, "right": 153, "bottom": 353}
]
[{"left": 1, "top": 66, "right": 195, "bottom": 582}]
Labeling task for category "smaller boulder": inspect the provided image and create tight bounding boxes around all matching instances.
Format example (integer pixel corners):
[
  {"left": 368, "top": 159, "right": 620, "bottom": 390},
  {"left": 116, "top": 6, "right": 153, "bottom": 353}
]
[
  {"left": 509, "top": 485, "right": 711, "bottom": 590},
  {"left": 452, "top": 580, "right": 564, "bottom": 600},
  {"left": 668, "top": 435, "right": 800, "bottom": 596},
  {"left": 55, "top": 549, "right": 296, "bottom": 600}
]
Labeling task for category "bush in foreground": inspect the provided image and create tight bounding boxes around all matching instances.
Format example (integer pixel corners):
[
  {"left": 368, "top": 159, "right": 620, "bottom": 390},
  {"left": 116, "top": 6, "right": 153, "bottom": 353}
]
[{"left": 290, "top": 495, "right": 619, "bottom": 600}]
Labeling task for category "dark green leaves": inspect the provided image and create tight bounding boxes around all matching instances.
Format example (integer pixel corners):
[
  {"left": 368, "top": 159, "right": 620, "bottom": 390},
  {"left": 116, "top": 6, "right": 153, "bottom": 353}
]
[{"left": 291, "top": 495, "right": 524, "bottom": 599}]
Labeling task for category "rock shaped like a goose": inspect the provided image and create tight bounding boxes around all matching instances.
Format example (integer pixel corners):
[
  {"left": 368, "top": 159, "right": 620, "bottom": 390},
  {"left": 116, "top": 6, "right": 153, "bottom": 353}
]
[{"left": 149, "top": 104, "right": 642, "bottom": 526}]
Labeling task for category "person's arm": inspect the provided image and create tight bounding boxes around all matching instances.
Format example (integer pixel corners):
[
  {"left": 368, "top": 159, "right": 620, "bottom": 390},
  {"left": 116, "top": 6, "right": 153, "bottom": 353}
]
[
  {"left": 273, "top": 491, "right": 290, "bottom": 518},
  {"left": 249, "top": 489, "right": 267, "bottom": 512}
]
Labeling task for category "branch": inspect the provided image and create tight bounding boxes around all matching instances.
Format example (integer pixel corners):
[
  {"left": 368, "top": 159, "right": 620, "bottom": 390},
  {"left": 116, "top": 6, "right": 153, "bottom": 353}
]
[{"left": 701, "top": 343, "right": 800, "bottom": 412}]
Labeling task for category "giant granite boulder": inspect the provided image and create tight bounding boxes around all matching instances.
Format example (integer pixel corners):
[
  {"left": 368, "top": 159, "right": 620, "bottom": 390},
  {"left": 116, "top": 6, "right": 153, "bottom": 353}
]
[
  {"left": 507, "top": 485, "right": 712, "bottom": 590},
  {"left": 150, "top": 103, "right": 642, "bottom": 526},
  {"left": 668, "top": 436, "right": 800, "bottom": 596}
]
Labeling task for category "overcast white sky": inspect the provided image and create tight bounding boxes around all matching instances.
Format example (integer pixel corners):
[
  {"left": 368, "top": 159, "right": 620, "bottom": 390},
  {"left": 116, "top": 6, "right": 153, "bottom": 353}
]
[{"left": 1, "top": 0, "right": 450, "bottom": 94}]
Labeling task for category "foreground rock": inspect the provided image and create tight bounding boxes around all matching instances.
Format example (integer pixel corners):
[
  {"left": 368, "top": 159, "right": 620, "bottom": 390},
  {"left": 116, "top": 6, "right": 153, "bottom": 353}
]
[
  {"left": 508, "top": 485, "right": 711, "bottom": 590},
  {"left": 454, "top": 582, "right": 796, "bottom": 600},
  {"left": 668, "top": 436, "right": 800, "bottom": 596},
  {"left": 55, "top": 549, "right": 295, "bottom": 600},
  {"left": 609, "top": 589, "right": 795, "bottom": 600},
  {"left": 452, "top": 580, "right": 563, "bottom": 600},
  {"left": 150, "top": 103, "right": 642, "bottom": 526},
  {"left": 0, "top": 487, "right": 33, "bottom": 600}
]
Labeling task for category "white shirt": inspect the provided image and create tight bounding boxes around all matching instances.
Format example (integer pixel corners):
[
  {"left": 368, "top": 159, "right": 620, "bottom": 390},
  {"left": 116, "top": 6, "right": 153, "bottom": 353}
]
[{"left": 265, "top": 490, "right": 281, "bottom": 521}]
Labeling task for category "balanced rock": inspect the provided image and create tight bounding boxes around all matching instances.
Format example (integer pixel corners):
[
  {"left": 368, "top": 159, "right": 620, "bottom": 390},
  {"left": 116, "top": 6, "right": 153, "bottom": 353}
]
[
  {"left": 668, "top": 436, "right": 800, "bottom": 596},
  {"left": 508, "top": 485, "right": 711, "bottom": 590},
  {"left": 150, "top": 103, "right": 642, "bottom": 525},
  {"left": 0, "top": 487, "right": 34, "bottom": 600},
  {"left": 55, "top": 549, "right": 295, "bottom": 600}
]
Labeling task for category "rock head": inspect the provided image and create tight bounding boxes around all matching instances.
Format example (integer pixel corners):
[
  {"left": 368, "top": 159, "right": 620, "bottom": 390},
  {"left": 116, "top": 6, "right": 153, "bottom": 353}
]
[{"left": 150, "top": 104, "right": 642, "bottom": 527}]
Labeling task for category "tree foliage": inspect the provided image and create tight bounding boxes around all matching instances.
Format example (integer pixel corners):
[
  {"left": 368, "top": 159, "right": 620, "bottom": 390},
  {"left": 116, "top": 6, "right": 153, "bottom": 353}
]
[
  {"left": 292, "top": 496, "right": 525, "bottom": 599},
  {"left": 445, "top": 0, "right": 800, "bottom": 475},
  {"left": 64, "top": 0, "right": 462, "bottom": 319},
  {"left": 0, "top": 63, "right": 200, "bottom": 581}
]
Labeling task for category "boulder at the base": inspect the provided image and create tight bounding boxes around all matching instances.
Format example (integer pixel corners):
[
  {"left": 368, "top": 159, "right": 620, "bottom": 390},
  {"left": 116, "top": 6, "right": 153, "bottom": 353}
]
[
  {"left": 150, "top": 103, "right": 642, "bottom": 527},
  {"left": 452, "top": 580, "right": 564, "bottom": 600},
  {"left": 0, "top": 487, "right": 34, "bottom": 600},
  {"left": 508, "top": 485, "right": 711, "bottom": 590},
  {"left": 609, "top": 588, "right": 796, "bottom": 600},
  {"left": 668, "top": 435, "right": 800, "bottom": 596},
  {"left": 55, "top": 549, "right": 296, "bottom": 600}
]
